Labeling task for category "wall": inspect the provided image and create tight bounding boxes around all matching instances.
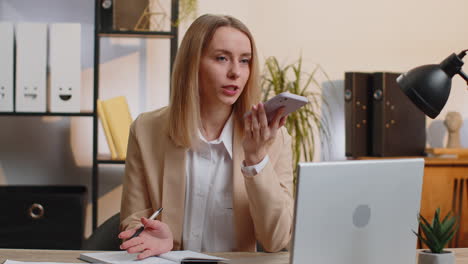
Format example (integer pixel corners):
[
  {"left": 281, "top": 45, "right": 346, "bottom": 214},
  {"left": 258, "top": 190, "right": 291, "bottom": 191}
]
[
  {"left": 0, "top": 0, "right": 467, "bottom": 235},
  {"left": 194, "top": 0, "right": 468, "bottom": 160}
]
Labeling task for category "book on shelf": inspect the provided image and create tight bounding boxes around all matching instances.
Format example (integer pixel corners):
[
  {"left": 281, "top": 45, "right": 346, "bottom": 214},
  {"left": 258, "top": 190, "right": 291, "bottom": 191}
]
[
  {"left": 79, "top": 250, "right": 227, "bottom": 264},
  {"left": 97, "top": 96, "right": 132, "bottom": 160},
  {"left": 0, "top": 22, "right": 14, "bottom": 112},
  {"left": 97, "top": 99, "right": 118, "bottom": 160}
]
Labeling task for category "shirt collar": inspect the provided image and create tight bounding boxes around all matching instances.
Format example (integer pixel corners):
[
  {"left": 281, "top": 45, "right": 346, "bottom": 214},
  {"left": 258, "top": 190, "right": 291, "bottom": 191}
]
[{"left": 198, "top": 113, "right": 234, "bottom": 159}]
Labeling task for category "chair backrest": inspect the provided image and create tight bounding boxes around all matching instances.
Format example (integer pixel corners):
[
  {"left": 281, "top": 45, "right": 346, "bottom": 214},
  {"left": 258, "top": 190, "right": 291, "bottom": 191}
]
[{"left": 82, "top": 212, "right": 121, "bottom": 250}]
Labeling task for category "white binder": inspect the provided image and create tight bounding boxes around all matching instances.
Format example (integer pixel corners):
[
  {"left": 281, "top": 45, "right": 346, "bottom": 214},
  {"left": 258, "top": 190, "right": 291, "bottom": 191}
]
[
  {"left": 15, "top": 23, "right": 47, "bottom": 112},
  {"left": 0, "top": 22, "right": 14, "bottom": 112},
  {"left": 49, "top": 23, "right": 81, "bottom": 113}
]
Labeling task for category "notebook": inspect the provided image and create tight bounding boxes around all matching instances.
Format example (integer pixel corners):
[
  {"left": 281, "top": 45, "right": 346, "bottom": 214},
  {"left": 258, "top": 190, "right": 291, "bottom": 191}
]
[{"left": 79, "top": 250, "right": 227, "bottom": 264}]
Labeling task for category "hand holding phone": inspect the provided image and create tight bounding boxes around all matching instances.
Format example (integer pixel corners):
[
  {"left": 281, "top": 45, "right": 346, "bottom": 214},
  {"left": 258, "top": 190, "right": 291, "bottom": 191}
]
[{"left": 244, "top": 92, "right": 308, "bottom": 123}]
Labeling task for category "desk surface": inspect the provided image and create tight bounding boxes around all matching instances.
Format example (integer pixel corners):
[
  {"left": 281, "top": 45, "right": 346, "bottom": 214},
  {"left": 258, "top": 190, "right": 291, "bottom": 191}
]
[
  {"left": 0, "top": 249, "right": 287, "bottom": 264},
  {"left": 2, "top": 248, "right": 468, "bottom": 264}
]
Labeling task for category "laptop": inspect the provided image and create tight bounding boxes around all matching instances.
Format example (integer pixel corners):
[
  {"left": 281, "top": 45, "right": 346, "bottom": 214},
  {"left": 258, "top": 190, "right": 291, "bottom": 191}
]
[{"left": 290, "top": 158, "right": 424, "bottom": 264}]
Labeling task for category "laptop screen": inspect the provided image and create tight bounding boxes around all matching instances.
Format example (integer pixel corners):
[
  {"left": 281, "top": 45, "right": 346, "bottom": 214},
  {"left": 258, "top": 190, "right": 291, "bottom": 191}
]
[{"left": 290, "top": 158, "right": 424, "bottom": 264}]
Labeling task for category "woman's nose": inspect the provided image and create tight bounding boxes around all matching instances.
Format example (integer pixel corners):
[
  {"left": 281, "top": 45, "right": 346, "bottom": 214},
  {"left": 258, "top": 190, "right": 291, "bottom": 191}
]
[{"left": 228, "top": 63, "right": 240, "bottom": 79}]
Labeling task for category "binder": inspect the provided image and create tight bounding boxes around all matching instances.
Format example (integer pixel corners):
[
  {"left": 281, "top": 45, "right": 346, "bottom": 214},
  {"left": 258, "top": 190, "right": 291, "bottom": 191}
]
[
  {"left": 0, "top": 22, "right": 14, "bottom": 112},
  {"left": 371, "top": 72, "right": 426, "bottom": 157},
  {"left": 344, "top": 72, "right": 373, "bottom": 158},
  {"left": 97, "top": 99, "right": 118, "bottom": 160},
  {"left": 99, "top": 96, "right": 132, "bottom": 160},
  {"left": 15, "top": 23, "right": 47, "bottom": 112},
  {"left": 49, "top": 23, "right": 81, "bottom": 113}
]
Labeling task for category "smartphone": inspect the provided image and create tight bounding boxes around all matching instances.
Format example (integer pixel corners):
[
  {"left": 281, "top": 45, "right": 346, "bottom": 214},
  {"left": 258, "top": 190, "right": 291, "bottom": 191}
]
[{"left": 244, "top": 92, "right": 309, "bottom": 123}]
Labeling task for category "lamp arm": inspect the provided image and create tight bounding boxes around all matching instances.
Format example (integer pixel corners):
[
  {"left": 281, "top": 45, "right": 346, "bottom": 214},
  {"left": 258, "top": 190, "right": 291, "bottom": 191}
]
[
  {"left": 457, "top": 49, "right": 468, "bottom": 85},
  {"left": 459, "top": 70, "right": 468, "bottom": 84}
]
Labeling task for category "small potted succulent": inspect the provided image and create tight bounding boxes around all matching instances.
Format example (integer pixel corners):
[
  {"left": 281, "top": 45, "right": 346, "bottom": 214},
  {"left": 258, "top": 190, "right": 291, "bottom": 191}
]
[{"left": 414, "top": 208, "right": 459, "bottom": 264}]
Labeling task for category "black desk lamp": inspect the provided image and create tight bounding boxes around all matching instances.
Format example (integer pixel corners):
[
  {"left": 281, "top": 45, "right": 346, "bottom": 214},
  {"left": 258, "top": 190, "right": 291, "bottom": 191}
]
[{"left": 397, "top": 49, "right": 468, "bottom": 119}]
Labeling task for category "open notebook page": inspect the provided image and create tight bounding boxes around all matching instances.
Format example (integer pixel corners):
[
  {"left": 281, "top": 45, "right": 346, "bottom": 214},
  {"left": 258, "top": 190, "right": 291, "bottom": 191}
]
[
  {"left": 4, "top": 260, "right": 81, "bottom": 264},
  {"left": 80, "top": 251, "right": 226, "bottom": 264},
  {"left": 79, "top": 251, "right": 174, "bottom": 264},
  {"left": 159, "top": 251, "right": 225, "bottom": 263}
]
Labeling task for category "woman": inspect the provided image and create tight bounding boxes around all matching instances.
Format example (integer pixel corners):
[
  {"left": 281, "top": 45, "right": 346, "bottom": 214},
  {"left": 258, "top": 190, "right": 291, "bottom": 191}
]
[{"left": 118, "top": 14, "right": 294, "bottom": 259}]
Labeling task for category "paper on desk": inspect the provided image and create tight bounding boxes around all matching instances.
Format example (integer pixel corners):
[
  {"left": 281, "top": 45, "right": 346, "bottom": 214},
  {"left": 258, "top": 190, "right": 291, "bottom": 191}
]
[
  {"left": 79, "top": 251, "right": 225, "bottom": 264},
  {"left": 80, "top": 251, "right": 175, "bottom": 264},
  {"left": 4, "top": 260, "right": 81, "bottom": 264},
  {"left": 5, "top": 256, "right": 173, "bottom": 264}
]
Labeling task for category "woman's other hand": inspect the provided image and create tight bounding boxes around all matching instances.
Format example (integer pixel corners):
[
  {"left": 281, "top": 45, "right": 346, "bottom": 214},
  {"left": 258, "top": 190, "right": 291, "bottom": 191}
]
[
  {"left": 119, "top": 218, "right": 173, "bottom": 259},
  {"left": 242, "top": 102, "right": 287, "bottom": 166}
]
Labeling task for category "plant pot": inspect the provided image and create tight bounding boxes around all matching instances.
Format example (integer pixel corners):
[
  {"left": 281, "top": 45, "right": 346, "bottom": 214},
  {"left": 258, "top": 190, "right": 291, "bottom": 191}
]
[{"left": 418, "top": 250, "right": 455, "bottom": 264}]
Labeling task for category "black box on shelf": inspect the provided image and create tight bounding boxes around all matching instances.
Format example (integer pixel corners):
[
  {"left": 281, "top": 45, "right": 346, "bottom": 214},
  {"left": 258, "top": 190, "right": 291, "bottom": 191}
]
[{"left": 0, "top": 185, "right": 87, "bottom": 249}]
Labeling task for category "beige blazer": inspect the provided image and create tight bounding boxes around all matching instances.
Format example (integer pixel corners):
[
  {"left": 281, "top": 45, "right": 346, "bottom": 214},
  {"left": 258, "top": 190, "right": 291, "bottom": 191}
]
[{"left": 120, "top": 107, "right": 294, "bottom": 252}]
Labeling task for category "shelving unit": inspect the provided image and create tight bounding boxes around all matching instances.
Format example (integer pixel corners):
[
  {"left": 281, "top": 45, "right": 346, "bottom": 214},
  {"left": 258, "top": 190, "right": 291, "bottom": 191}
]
[
  {"left": 91, "top": 0, "right": 179, "bottom": 230},
  {"left": 0, "top": 0, "right": 179, "bottom": 232},
  {"left": 0, "top": 112, "right": 94, "bottom": 117}
]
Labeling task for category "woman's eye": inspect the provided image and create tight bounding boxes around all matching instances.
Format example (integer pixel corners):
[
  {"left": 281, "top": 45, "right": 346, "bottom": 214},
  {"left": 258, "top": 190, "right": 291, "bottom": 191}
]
[
  {"left": 216, "top": 56, "right": 228, "bottom": 61},
  {"left": 240, "top": 58, "right": 251, "bottom": 64}
]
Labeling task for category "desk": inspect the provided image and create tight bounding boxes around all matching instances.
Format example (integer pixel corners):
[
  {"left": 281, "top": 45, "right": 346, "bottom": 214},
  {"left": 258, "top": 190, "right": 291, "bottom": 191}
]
[
  {"left": 0, "top": 249, "right": 287, "bottom": 264},
  {"left": 2, "top": 249, "right": 468, "bottom": 264}
]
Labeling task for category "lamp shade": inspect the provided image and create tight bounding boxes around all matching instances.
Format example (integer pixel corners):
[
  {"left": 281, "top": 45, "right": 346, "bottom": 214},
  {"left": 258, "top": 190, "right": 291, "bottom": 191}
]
[
  {"left": 396, "top": 65, "right": 451, "bottom": 119},
  {"left": 397, "top": 52, "right": 468, "bottom": 119}
]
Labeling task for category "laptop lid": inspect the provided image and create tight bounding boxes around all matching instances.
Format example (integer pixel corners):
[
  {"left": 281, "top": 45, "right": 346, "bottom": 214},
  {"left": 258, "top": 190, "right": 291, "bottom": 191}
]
[{"left": 290, "top": 158, "right": 424, "bottom": 264}]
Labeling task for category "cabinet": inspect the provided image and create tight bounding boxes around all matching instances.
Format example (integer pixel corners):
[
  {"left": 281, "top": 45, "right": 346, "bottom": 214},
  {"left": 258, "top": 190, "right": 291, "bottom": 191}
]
[
  {"left": 92, "top": 0, "right": 179, "bottom": 230},
  {"left": 421, "top": 158, "right": 468, "bottom": 248},
  {"left": 0, "top": 0, "right": 179, "bottom": 231}
]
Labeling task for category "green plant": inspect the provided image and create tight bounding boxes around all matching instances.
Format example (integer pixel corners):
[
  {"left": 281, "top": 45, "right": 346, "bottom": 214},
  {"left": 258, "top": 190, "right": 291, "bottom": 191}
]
[
  {"left": 174, "top": 0, "right": 198, "bottom": 26},
  {"left": 414, "top": 208, "right": 459, "bottom": 253},
  {"left": 261, "top": 56, "right": 332, "bottom": 173}
]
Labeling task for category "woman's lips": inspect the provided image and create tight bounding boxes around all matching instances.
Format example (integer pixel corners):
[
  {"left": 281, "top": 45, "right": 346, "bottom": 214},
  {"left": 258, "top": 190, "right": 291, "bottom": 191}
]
[{"left": 222, "top": 85, "right": 239, "bottom": 96}]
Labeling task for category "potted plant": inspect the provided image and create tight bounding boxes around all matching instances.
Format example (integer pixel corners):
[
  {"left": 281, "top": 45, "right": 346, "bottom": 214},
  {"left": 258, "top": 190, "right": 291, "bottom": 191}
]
[
  {"left": 261, "top": 56, "right": 331, "bottom": 177},
  {"left": 414, "top": 208, "right": 459, "bottom": 264}
]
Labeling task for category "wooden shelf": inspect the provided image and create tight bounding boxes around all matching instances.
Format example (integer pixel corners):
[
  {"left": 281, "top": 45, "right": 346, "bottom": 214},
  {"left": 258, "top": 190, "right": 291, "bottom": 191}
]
[
  {"left": 426, "top": 148, "right": 468, "bottom": 159},
  {"left": 98, "top": 30, "right": 174, "bottom": 39},
  {"left": 97, "top": 154, "right": 125, "bottom": 164},
  {"left": 0, "top": 112, "right": 94, "bottom": 117},
  {"left": 424, "top": 157, "right": 468, "bottom": 166}
]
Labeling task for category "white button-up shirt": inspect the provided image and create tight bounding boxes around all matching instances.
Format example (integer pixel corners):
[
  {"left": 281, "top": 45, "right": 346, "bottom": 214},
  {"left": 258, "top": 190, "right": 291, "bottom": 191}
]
[{"left": 183, "top": 114, "right": 268, "bottom": 252}]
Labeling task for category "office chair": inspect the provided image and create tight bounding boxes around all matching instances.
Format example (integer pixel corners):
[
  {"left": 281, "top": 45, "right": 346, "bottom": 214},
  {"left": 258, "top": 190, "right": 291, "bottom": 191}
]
[{"left": 82, "top": 212, "right": 121, "bottom": 250}]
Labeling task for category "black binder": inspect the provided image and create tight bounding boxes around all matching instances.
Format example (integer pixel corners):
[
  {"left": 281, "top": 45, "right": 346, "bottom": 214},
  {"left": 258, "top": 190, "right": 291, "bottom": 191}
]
[
  {"left": 345, "top": 72, "right": 373, "bottom": 158},
  {"left": 371, "top": 72, "right": 426, "bottom": 156}
]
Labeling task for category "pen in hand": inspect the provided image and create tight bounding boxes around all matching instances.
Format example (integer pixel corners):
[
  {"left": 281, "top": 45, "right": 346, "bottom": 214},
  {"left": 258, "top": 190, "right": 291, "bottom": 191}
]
[{"left": 129, "top": 207, "right": 163, "bottom": 240}]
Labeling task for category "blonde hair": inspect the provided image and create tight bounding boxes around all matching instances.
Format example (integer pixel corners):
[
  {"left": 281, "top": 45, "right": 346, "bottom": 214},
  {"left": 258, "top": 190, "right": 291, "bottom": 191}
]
[{"left": 168, "top": 14, "right": 261, "bottom": 148}]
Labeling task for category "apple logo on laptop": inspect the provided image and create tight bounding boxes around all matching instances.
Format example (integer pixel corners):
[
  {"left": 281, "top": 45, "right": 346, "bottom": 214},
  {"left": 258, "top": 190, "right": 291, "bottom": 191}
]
[{"left": 353, "top": 204, "right": 371, "bottom": 228}]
